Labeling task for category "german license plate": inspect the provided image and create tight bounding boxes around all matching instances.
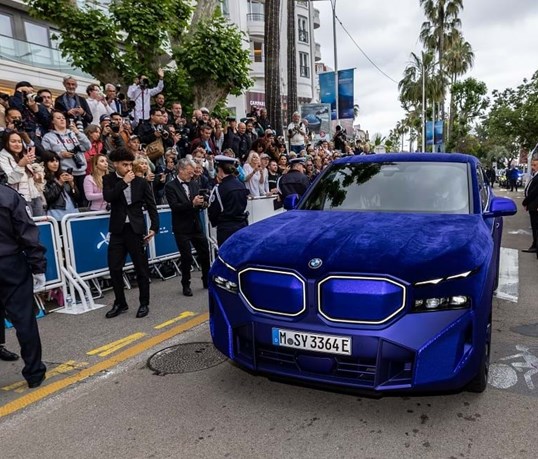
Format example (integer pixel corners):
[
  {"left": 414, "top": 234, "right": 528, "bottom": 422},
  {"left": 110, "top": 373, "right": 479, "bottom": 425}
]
[{"left": 272, "top": 328, "right": 352, "bottom": 356}]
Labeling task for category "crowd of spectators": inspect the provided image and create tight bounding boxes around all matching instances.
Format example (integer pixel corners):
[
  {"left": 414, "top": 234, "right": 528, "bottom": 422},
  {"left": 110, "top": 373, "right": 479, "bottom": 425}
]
[{"left": 0, "top": 73, "right": 372, "bottom": 218}]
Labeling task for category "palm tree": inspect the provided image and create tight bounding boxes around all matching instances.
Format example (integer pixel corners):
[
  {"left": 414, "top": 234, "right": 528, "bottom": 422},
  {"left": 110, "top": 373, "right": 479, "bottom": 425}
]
[
  {"left": 287, "top": 0, "right": 298, "bottom": 122},
  {"left": 265, "top": 0, "right": 283, "bottom": 135},
  {"left": 444, "top": 34, "right": 474, "bottom": 145},
  {"left": 419, "top": 0, "right": 464, "bottom": 146}
]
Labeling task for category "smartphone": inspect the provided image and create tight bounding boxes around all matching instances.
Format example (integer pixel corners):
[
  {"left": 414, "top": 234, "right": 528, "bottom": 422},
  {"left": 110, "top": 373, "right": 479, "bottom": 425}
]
[{"left": 65, "top": 167, "right": 73, "bottom": 175}]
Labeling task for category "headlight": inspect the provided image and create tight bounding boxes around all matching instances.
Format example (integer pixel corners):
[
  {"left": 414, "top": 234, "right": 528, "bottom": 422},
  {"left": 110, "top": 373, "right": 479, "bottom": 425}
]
[
  {"left": 213, "top": 275, "right": 238, "bottom": 294},
  {"left": 413, "top": 295, "right": 470, "bottom": 312}
]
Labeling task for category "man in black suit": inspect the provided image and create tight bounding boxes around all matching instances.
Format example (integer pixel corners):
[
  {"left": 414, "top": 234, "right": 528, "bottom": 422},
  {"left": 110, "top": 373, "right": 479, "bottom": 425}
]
[
  {"left": 165, "top": 158, "right": 210, "bottom": 296},
  {"left": 103, "top": 147, "right": 159, "bottom": 318},
  {"left": 522, "top": 156, "right": 538, "bottom": 255}
]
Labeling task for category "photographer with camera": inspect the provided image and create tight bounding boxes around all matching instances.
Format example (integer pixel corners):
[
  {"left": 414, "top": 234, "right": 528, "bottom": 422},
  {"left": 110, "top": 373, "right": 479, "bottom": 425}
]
[
  {"left": 287, "top": 111, "right": 307, "bottom": 155},
  {"left": 127, "top": 68, "right": 164, "bottom": 126},
  {"left": 86, "top": 84, "right": 114, "bottom": 127},
  {"left": 8, "top": 81, "right": 51, "bottom": 146},
  {"left": 42, "top": 111, "right": 90, "bottom": 207},
  {"left": 165, "top": 158, "right": 210, "bottom": 297},
  {"left": 137, "top": 108, "right": 173, "bottom": 164},
  {"left": 99, "top": 114, "right": 126, "bottom": 156},
  {"left": 2, "top": 108, "right": 33, "bottom": 148},
  {"left": 54, "top": 76, "right": 93, "bottom": 129}
]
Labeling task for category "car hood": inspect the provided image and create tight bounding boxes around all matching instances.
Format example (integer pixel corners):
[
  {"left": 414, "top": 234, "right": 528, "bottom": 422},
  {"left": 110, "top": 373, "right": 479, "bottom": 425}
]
[{"left": 219, "top": 210, "right": 493, "bottom": 283}]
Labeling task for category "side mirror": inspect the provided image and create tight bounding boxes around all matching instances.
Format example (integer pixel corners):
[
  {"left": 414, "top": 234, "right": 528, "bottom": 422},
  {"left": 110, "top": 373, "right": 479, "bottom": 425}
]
[
  {"left": 484, "top": 196, "right": 517, "bottom": 218},
  {"left": 283, "top": 194, "right": 300, "bottom": 210}
]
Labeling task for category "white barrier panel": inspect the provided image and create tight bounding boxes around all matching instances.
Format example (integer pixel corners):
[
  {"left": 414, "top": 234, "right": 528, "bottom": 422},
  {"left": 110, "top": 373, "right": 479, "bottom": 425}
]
[
  {"left": 246, "top": 195, "right": 285, "bottom": 224},
  {"left": 34, "top": 216, "right": 64, "bottom": 293}
]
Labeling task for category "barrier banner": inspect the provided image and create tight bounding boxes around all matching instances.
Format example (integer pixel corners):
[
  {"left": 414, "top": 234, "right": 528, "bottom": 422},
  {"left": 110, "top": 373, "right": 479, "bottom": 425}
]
[
  {"left": 36, "top": 220, "right": 61, "bottom": 284},
  {"left": 152, "top": 208, "right": 179, "bottom": 260}
]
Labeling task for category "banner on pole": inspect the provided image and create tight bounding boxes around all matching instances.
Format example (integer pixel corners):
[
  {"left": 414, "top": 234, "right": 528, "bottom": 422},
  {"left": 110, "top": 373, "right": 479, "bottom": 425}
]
[
  {"left": 434, "top": 120, "right": 443, "bottom": 145},
  {"left": 319, "top": 69, "right": 355, "bottom": 120},
  {"left": 425, "top": 121, "right": 434, "bottom": 146},
  {"left": 300, "top": 103, "right": 332, "bottom": 142}
]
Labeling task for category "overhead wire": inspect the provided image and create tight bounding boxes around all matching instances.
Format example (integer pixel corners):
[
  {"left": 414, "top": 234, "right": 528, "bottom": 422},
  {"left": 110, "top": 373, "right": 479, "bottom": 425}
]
[{"left": 334, "top": 14, "right": 399, "bottom": 85}]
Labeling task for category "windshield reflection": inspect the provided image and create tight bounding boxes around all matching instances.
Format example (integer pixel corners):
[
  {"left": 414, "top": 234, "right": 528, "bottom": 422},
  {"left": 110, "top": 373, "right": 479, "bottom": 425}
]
[{"left": 301, "top": 162, "right": 470, "bottom": 214}]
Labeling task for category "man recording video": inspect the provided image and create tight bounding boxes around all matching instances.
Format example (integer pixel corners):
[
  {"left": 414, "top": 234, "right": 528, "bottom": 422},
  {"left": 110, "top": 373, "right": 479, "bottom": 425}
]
[
  {"left": 127, "top": 68, "right": 165, "bottom": 126},
  {"left": 287, "top": 111, "right": 307, "bottom": 154}
]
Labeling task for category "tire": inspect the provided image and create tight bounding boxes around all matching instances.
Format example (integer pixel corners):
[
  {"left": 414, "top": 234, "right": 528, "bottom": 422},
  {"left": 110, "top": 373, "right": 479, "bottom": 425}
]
[{"left": 466, "top": 320, "right": 491, "bottom": 393}]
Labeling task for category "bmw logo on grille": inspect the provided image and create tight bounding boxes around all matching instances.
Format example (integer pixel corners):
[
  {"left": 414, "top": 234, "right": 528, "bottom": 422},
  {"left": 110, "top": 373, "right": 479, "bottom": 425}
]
[{"left": 308, "top": 258, "right": 323, "bottom": 269}]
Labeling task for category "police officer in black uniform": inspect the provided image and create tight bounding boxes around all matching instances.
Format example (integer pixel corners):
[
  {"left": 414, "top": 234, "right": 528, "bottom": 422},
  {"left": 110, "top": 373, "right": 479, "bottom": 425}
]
[
  {"left": 277, "top": 157, "right": 310, "bottom": 201},
  {"left": 0, "top": 184, "right": 47, "bottom": 388},
  {"left": 208, "top": 155, "right": 249, "bottom": 246}
]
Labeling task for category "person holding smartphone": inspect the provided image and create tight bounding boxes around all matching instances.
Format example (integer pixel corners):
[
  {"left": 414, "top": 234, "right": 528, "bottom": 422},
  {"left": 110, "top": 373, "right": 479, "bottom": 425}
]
[{"left": 103, "top": 147, "right": 159, "bottom": 319}]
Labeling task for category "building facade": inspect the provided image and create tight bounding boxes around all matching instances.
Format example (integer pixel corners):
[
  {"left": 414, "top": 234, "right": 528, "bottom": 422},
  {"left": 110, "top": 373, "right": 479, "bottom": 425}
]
[{"left": 0, "top": 0, "right": 321, "bottom": 118}]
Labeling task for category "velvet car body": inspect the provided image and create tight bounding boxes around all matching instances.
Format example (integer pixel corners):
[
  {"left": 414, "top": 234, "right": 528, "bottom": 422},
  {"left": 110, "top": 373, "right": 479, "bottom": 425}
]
[{"left": 209, "top": 153, "right": 517, "bottom": 394}]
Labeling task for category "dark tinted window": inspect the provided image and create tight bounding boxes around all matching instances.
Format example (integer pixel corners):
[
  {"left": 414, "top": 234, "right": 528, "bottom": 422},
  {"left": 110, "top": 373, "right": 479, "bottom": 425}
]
[{"left": 300, "top": 161, "right": 471, "bottom": 214}]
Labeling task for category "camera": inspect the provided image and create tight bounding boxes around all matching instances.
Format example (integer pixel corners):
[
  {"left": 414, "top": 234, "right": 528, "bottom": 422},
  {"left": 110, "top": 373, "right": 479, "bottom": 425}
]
[
  {"left": 198, "top": 188, "right": 210, "bottom": 203},
  {"left": 26, "top": 93, "right": 43, "bottom": 104},
  {"left": 72, "top": 145, "right": 85, "bottom": 169},
  {"left": 156, "top": 125, "right": 169, "bottom": 139},
  {"left": 13, "top": 119, "right": 25, "bottom": 131},
  {"left": 139, "top": 77, "right": 150, "bottom": 89},
  {"left": 110, "top": 122, "right": 120, "bottom": 133}
]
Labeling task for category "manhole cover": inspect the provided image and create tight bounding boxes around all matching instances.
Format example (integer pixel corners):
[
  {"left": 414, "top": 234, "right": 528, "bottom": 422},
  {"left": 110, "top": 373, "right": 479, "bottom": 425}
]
[{"left": 147, "top": 342, "right": 227, "bottom": 375}]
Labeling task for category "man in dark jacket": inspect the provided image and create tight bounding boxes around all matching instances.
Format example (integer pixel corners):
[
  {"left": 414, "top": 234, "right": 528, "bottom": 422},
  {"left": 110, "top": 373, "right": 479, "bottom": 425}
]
[
  {"left": 54, "top": 76, "right": 93, "bottom": 128},
  {"left": 103, "top": 147, "right": 159, "bottom": 319},
  {"left": 0, "top": 184, "right": 47, "bottom": 388},
  {"left": 522, "top": 157, "right": 538, "bottom": 254},
  {"left": 165, "top": 158, "right": 210, "bottom": 296}
]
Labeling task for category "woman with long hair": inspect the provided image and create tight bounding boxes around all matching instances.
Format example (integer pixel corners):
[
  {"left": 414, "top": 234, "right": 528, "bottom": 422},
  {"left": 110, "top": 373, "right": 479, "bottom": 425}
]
[
  {"left": 0, "top": 131, "right": 44, "bottom": 216},
  {"left": 242, "top": 151, "right": 268, "bottom": 197},
  {"left": 42, "top": 150, "right": 79, "bottom": 220},
  {"left": 84, "top": 124, "right": 103, "bottom": 174},
  {"left": 83, "top": 154, "right": 108, "bottom": 211}
]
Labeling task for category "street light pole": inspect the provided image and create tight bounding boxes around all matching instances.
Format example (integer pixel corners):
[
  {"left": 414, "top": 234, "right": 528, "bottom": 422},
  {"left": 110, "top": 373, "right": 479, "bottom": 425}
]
[
  {"left": 331, "top": 0, "right": 338, "bottom": 124},
  {"left": 422, "top": 55, "right": 426, "bottom": 152}
]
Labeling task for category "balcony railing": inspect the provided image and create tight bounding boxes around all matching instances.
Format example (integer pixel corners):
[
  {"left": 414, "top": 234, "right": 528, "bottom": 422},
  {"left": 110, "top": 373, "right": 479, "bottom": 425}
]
[
  {"left": 247, "top": 13, "right": 265, "bottom": 22},
  {"left": 0, "top": 35, "right": 91, "bottom": 78},
  {"left": 298, "top": 29, "right": 309, "bottom": 43}
]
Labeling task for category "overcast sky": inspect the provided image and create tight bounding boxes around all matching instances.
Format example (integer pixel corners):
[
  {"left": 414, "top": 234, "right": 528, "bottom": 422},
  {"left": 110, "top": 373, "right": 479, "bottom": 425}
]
[{"left": 313, "top": 0, "right": 538, "bottom": 138}]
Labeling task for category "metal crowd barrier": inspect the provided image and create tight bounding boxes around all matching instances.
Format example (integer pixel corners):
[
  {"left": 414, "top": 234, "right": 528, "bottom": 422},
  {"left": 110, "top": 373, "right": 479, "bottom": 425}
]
[{"left": 5, "top": 197, "right": 284, "bottom": 324}]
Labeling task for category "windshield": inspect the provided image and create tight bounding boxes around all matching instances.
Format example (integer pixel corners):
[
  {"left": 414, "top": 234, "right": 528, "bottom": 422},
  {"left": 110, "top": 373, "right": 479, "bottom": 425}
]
[{"left": 300, "top": 161, "right": 471, "bottom": 214}]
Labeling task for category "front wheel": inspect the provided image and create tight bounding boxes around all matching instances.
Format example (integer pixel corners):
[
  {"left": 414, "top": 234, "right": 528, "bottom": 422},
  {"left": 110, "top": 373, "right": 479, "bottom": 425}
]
[{"left": 466, "top": 320, "right": 491, "bottom": 393}]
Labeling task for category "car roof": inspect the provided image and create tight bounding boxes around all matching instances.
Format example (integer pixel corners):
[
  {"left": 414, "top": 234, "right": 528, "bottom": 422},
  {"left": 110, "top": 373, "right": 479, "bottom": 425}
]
[{"left": 333, "top": 152, "right": 479, "bottom": 167}]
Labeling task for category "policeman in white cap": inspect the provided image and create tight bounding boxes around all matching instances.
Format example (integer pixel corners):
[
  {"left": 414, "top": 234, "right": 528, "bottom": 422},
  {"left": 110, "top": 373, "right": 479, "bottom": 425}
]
[
  {"left": 277, "top": 157, "right": 310, "bottom": 201},
  {"left": 208, "top": 155, "right": 250, "bottom": 246},
  {"left": 0, "top": 184, "right": 47, "bottom": 388}
]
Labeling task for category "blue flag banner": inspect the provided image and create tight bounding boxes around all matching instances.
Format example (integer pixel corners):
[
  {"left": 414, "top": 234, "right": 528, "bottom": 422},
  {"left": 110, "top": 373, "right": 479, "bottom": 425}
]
[
  {"left": 337, "top": 68, "right": 354, "bottom": 120},
  {"left": 319, "top": 69, "right": 355, "bottom": 120},
  {"left": 434, "top": 120, "right": 443, "bottom": 145},
  {"left": 425, "top": 121, "right": 434, "bottom": 146}
]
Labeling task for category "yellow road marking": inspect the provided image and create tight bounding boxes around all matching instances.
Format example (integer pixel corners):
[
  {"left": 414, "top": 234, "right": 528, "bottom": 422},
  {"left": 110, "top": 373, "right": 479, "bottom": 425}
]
[
  {"left": 87, "top": 333, "right": 147, "bottom": 357},
  {"left": 154, "top": 311, "right": 196, "bottom": 330},
  {"left": 0, "top": 313, "right": 209, "bottom": 418},
  {"left": 2, "top": 361, "right": 88, "bottom": 393}
]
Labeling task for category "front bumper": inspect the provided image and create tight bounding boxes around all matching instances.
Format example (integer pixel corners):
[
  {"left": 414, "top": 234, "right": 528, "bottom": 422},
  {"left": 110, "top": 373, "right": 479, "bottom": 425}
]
[{"left": 209, "top": 286, "right": 481, "bottom": 393}]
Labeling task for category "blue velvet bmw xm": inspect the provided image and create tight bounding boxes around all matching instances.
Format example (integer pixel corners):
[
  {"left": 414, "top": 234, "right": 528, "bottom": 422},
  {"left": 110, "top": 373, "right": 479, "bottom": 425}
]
[{"left": 208, "top": 153, "right": 517, "bottom": 394}]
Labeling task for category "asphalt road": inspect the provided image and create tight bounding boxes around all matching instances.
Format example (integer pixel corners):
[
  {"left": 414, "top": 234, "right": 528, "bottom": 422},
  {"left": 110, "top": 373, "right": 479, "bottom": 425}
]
[{"left": 1, "top": 188, "right": 537, "bottom": 459}]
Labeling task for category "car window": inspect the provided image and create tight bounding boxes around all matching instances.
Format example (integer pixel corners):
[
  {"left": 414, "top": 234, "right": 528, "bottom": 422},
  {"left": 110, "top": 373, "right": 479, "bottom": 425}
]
[
  {"left": 476, "top": 165, "right": 489, "bottom": 211},
  {"left": 301, "top": 161, "right": 471, "bottom": 214}
]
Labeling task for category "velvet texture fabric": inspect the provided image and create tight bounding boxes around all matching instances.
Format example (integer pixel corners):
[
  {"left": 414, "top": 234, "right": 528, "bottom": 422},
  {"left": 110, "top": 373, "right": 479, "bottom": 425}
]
[{"left": 219, "top": 210, "right": 492, "bottom": 284}]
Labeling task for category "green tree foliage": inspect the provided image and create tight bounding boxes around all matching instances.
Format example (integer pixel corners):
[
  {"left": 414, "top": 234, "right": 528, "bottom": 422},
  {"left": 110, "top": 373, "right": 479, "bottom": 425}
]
[
  {"left": 483, "top": 71, "right": 538, "bottom": 152},
  {"left": 447, "top": 77, "right": 489, "bottom": 151},
  {"left": 25, "top": 0, "right": 252, "bottom": 111}
]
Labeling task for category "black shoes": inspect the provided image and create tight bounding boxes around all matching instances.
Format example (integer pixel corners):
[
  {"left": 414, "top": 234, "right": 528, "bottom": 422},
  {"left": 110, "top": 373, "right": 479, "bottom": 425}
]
[
  {"left": 105, "top": 302, "right": 129, "bottom": 318},
  {"left": 522, "top": 247, "right": 537, "bottom": 253},
  {"left": 136, "top": 304, "right": 149, "bottom": 318},
  {"left": 183, "top": 286, "right": 193, "bottom": 297},
  {"left": 27, "top": 373, "right": 46, "bottom": 389},
  {"left": 0, "top": 346, "right": 19, "bottom": 361}
]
